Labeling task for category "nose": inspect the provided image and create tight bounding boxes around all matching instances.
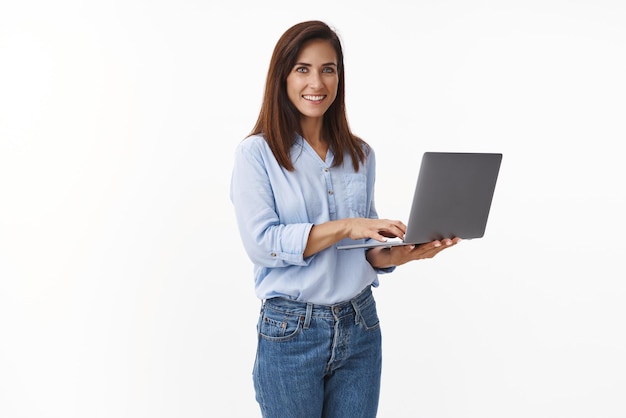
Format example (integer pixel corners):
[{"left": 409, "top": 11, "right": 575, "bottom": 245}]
[{"left": 308, "top": 71, "right": 323, "bottom": 89}]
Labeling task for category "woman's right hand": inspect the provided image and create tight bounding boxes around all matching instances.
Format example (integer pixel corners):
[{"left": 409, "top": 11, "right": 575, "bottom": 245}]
[
  {"left": 345, "top": 218, "right": 407, "bottom": 243},
  {"left": 303, "top": 218, "right": 406, "bottom": 258}
]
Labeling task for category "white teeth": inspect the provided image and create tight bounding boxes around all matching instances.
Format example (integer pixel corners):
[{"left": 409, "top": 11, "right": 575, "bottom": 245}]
[{"left": 303, "top": 95, "right": 325, "bottom": 101}]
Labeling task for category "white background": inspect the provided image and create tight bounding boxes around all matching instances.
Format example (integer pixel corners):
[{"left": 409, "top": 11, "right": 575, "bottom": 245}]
[{"left": 1, "top": 1, "right": 625, "bottom": 417}]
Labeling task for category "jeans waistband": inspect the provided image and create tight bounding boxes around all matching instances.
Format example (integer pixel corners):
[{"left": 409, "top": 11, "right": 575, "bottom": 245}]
[{"left": 263, "top": 286, "right": 374, "bottom": 328}]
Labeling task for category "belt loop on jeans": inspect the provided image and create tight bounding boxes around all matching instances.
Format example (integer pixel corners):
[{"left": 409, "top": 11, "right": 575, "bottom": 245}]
[
  {"left": 303, "top": 303, "right": 313, "bottom": 329},
  {"left": 351, "top": 299, "right": 361, "bottom": 325}
]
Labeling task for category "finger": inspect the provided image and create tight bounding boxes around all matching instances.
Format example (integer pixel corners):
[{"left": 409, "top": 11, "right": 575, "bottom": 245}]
[
  {"left": 371, "top": 231, "right": 392, "bottom": 242},
  {"left": 379, "top": 231, "right": 400, "bottom": 239},
  {"left": 379, "top": 220, "right": 406, "bottom": 235}
]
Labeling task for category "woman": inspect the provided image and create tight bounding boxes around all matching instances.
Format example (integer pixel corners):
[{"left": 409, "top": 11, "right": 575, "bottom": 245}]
[{"left": 230, "top": 20, "right": 460, "bottom": 418}]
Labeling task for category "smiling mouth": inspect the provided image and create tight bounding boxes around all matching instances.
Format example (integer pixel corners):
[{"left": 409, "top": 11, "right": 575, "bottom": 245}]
[{"left": 303, "top": 95, "right": 326, "bottom": 101}]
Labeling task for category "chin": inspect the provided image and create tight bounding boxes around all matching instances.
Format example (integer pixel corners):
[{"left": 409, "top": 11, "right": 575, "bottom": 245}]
[{"left": 300, "top": 108, "right": 329, "bottom": 119}]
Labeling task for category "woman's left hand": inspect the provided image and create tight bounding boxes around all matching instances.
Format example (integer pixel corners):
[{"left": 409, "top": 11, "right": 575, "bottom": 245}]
[{"left": 366, "top": 237, "right": 462, "bottom": 268}]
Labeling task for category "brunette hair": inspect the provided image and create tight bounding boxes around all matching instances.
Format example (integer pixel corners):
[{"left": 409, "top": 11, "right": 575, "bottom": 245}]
[{"left": 250, "top": 20, "right": 368, "bottom": 172}]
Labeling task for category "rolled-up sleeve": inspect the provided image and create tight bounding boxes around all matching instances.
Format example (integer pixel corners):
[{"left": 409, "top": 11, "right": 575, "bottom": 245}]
[{"left": 230, "top": 140, "right": 313, "bottom": 268}]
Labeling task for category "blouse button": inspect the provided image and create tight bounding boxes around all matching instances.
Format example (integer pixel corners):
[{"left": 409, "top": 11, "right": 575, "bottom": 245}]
[
  {"left": 328, "top": 190, "right": 334, "bottom": 195},
  {"left": 270, "top": 252, "right": 276, "bottom": 257}
]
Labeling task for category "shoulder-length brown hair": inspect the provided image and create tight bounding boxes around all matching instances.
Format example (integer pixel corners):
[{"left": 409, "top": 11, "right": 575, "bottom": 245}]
[{"left": 250, "top": 20, "right": 369, "bottom": 172}]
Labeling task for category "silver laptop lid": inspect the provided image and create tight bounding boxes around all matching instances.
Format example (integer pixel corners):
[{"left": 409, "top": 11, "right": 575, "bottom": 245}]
[
  {"left": 404, "top": 152, "right": 502, "bottom": 244},
  {"left": 336, "top": 152, "right": 502, "bottom": 250}
]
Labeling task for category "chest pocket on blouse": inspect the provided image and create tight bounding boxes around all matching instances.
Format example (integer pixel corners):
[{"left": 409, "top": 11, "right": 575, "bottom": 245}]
[{"left": 343, "top": 174, "right": 367, "bottom": 217}]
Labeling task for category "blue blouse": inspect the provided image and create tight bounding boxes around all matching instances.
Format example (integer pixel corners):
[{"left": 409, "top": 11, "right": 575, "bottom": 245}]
[{"left": 230, "top": 134, "right": 393, "bottom": 304}]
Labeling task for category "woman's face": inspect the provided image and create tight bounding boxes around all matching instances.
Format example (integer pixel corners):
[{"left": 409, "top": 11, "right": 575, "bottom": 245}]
[{"left": 286, "top": 39, "right": 338, "bottom": 121}]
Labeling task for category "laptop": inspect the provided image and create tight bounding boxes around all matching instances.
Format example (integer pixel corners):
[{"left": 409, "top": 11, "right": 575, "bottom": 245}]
[{"left": 336, "top": 152, "right": 502, "bottom": 250}]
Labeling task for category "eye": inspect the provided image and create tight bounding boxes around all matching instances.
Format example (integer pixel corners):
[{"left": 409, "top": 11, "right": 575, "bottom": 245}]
[
  {"left": 295, "top": 67, "right": 308, "bottom": 73},
  {"left": 322, "top": 67, "right": 335, "bottom": 74}
]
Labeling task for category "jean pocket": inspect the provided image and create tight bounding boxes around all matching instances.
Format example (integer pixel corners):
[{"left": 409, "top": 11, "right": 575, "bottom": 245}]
[
  {"left": 258, "top": 307, "right": 303, "bottom": 342},
  {"left": 358, "top": 298, "right": 380, "bottom": 331}
]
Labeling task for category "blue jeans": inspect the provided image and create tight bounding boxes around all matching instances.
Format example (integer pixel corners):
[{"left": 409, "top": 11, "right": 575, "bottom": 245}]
[{"left": 253, "top": 286, "right": 382, "bottom": 418}]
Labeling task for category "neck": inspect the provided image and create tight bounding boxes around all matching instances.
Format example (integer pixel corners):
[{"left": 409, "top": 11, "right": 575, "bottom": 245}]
[
  {"left": 300, "top": 116, "right": 323, "bottom": 143},
  {"left": 300, "top": 117, "right": 327, "bottom": 160}
]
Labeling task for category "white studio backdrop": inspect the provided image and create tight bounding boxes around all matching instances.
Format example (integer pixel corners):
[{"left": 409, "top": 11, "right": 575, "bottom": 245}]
[{"left": 1, "top": 1, "right": 625, "bottom": 417}]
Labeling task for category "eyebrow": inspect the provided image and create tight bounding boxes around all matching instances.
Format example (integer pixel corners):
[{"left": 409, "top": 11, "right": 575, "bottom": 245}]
[{"left": 294, "top": 62, "right": 338, "bottom": 67}]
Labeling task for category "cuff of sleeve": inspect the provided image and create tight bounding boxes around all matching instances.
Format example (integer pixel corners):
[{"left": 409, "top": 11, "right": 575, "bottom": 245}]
[{"left": 274, "top": 223, "right": 314, "bottom": 266}]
